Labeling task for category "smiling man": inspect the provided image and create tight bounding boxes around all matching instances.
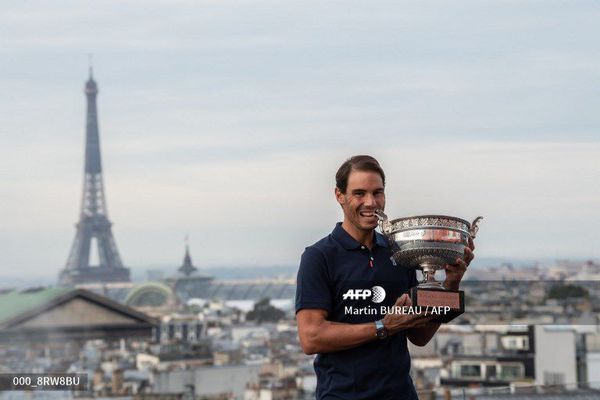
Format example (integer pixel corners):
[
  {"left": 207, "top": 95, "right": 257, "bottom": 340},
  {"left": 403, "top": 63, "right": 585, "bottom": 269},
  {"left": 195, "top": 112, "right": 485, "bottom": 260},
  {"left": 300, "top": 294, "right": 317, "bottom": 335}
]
[{"left": 295, "top": 155, "right": 474, "bottom": 400}]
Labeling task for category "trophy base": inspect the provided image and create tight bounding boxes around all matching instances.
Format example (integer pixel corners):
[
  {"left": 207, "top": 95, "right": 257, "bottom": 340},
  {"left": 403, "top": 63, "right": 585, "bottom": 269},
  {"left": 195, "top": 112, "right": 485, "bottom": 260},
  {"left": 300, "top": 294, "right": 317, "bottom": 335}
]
[{"left": 409, "top": 286, "right": 464, "bottom": 323}]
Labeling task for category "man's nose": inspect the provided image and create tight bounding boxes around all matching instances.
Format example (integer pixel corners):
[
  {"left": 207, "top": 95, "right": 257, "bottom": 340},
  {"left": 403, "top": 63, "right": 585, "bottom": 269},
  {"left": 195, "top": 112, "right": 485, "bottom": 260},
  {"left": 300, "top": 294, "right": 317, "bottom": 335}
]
[{"left": 364, "top": 193, "right": 377, "bottom": 207}]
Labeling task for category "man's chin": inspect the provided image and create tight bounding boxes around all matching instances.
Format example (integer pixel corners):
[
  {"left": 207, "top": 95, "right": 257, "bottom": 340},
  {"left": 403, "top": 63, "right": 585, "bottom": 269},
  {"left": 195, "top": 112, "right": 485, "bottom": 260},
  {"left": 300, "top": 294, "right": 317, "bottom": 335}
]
[{"left": 360, "top": 221, "right": 379, "bottom": 231}]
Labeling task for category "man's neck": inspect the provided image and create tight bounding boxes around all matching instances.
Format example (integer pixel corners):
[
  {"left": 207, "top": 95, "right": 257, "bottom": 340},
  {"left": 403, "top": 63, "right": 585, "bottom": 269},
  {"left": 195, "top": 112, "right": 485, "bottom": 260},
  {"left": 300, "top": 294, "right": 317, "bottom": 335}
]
[{"left": 341, "top": 221, "right": 375, "bottom": 249}]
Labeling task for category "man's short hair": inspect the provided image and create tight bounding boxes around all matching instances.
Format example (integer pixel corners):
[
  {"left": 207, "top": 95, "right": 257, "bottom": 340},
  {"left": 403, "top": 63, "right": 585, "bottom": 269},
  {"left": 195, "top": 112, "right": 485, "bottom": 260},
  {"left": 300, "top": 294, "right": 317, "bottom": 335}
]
[{"left": 335, "top": 155, "right": 386, "bottom": 194}]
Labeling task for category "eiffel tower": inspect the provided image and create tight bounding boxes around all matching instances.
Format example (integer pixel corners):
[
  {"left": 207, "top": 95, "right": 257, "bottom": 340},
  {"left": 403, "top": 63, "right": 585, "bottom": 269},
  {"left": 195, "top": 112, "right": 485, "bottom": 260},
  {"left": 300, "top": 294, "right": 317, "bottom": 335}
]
[{"left": 59, "top": 68, "right": 130, "bottom": 285}]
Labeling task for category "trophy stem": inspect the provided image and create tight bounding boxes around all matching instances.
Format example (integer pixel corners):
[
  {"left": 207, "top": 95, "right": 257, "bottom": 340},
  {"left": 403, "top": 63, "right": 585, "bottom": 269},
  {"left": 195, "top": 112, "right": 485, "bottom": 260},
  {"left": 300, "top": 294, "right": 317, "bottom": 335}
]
[{"left": 419, "top": 263, "right": 444, "bottom": 289}]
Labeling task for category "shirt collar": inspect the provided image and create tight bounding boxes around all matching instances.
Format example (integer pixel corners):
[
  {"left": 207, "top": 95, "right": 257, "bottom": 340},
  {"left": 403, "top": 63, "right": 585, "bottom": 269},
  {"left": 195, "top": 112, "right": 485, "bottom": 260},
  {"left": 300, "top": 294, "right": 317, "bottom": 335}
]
[
  {"left": 331, "top": 222, "right": 388, "bottom": 250},
  {"left": 374, "top": 231, "right": 389, "bottom": 248}
]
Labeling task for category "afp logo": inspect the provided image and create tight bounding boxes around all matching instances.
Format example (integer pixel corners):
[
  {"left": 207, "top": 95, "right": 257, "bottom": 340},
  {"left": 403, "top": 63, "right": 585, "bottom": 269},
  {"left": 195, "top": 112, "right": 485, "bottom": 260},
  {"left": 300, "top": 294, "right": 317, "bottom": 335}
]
[{"left": 342, "top": 286, "right": 386, "bottom": 303}]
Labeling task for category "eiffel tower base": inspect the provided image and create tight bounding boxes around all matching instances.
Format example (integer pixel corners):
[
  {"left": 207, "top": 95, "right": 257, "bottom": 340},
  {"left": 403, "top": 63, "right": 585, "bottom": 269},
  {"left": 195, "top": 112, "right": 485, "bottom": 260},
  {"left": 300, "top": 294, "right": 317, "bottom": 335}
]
[{"left": 59, "top": 266, "right": 131, "bottom": 285}]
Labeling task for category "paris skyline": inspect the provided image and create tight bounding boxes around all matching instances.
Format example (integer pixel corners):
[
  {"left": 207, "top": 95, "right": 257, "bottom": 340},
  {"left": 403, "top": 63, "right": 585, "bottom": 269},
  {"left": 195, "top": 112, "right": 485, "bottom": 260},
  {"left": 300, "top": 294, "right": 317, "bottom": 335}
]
[{"left": 1, "top": 1, "right": 599, "bottom": 277}]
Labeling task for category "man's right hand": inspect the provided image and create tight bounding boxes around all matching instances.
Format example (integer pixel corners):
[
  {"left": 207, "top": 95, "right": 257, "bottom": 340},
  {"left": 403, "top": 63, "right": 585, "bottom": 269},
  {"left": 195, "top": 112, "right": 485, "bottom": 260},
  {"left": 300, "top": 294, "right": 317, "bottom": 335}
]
[{"left": 381, "top": 294, "right": 435, "bottom": 335}]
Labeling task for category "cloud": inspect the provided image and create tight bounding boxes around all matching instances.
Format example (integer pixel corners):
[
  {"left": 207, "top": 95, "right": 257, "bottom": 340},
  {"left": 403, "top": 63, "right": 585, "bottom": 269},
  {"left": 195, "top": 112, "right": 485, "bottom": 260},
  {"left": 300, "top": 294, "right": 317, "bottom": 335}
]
[
  {"left": 2, "top": 1, "right": 600, "bottom": 275},
  {"left": 6, "top": 141, "right": 597, "bottom": 275}
]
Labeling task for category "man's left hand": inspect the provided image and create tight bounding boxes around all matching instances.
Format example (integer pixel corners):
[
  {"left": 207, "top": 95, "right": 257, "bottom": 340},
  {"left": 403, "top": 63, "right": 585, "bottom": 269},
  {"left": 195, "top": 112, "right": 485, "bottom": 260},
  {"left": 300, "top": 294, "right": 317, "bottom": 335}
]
[{"left": 443, "top": 237, "right": 475, "bottom": 290}]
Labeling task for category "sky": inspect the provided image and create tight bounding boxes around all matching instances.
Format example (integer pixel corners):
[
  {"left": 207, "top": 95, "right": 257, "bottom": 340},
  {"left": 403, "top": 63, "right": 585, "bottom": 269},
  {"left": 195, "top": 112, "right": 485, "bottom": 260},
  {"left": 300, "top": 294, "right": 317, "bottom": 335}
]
[{"left": 1, "top": 1, "right": 599, "bottom": 279}]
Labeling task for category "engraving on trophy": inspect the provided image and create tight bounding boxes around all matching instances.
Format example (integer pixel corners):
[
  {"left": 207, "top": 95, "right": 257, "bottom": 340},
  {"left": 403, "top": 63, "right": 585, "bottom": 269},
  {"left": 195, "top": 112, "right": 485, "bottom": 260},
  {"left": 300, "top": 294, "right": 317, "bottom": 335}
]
[{"left": 416, "top": 290, "right": 461, "bottom": 309}]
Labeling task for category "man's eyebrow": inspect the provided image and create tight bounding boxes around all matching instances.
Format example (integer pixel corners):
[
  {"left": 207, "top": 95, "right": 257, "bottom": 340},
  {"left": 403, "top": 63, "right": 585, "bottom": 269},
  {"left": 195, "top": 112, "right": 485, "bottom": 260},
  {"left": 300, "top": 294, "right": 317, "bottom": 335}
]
[{"left": 351, "top": 187, "right": 385, "bottom": 192}]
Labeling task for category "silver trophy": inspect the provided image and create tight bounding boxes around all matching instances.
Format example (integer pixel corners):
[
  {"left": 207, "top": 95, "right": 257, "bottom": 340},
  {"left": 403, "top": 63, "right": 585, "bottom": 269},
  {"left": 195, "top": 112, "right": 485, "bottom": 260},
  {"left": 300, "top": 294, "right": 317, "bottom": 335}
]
[{"left": 376, "top": 210, "right": 483, "bottom": 322}]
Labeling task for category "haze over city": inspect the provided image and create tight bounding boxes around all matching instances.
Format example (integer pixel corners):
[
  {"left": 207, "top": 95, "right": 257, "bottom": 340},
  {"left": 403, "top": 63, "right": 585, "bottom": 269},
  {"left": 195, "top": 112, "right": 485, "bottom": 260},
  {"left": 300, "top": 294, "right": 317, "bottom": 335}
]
[{"left": 1, "top": 1, "right": 599, "bottom": 279}]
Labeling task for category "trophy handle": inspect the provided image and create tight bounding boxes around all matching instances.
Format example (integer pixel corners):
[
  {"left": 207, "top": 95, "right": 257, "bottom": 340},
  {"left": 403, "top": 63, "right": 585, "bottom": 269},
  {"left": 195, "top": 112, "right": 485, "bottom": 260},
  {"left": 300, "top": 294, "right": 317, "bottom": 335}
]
[
  {"left": 375, "top": 209, "right": 391, "bottom": 233},
  {"left": 469, "top": 216, "right": 483, "bottom": 239},
  {"left": 375, "top": 209, "right": 400, "bottom": 255}
]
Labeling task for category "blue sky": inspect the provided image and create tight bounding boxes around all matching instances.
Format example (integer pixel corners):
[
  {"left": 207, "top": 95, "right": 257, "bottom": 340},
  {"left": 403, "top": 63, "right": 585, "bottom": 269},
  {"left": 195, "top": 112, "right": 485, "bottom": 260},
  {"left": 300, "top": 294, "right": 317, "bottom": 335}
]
[{"left": 1, "top": 1, "right": 599, "bottom": 278}]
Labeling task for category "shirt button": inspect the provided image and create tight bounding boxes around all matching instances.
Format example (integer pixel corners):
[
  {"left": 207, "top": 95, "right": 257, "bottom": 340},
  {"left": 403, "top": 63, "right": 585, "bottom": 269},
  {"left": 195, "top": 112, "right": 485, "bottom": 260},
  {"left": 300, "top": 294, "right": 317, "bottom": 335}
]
[{"left": 360, "top": 246, "right": 365, "bottom": 250}]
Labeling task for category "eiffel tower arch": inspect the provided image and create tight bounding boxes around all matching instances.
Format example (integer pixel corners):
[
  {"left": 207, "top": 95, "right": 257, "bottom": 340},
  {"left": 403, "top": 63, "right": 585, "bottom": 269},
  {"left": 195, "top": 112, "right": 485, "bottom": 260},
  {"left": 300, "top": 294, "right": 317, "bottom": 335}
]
[{"left": 59, "top": 69, "right": 130, "bottom": 285}]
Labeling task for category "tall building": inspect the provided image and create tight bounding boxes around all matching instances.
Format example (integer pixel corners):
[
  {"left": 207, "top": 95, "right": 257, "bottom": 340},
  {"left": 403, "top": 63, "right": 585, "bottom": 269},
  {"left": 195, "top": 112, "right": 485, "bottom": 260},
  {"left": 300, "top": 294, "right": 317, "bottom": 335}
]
[{"left": 59, "top": 69, "right": 130, "bottom": 285}]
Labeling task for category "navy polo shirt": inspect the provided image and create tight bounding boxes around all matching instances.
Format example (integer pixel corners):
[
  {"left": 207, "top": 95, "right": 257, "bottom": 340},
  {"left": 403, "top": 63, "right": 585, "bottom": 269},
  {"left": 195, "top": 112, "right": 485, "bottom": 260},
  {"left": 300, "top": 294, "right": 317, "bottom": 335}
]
[{"left": 296, "top": 223, "right": 419, "bottom": 400}]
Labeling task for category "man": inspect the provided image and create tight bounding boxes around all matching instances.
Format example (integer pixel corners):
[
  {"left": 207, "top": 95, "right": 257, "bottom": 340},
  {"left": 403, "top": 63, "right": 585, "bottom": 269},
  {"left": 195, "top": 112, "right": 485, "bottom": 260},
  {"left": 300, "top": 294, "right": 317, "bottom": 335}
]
[{"left": 296, "top": 155, "right": 474, "bottom": 399}]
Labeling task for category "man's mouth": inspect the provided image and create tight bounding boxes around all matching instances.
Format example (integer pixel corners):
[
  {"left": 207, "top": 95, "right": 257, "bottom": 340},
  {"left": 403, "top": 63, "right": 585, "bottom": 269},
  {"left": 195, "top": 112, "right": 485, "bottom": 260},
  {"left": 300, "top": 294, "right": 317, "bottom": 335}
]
[{"left": 359, "top": 211, "right": 376, "bottom": 218}]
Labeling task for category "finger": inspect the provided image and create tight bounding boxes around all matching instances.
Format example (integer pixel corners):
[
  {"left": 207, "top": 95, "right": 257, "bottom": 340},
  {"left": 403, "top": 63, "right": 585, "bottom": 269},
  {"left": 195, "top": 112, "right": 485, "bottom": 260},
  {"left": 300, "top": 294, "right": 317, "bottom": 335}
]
[
  {"left": 468, "top": 236, "right": 475, "bottom": 251},
  {"left": 394, "top": 294, "right": 413, "bottom": 309},
  {"left": 454, "top": 258, "right": 468, "bottom": 270},
  {"left": 449, "top": 258, "right": 467, "bottom": 268},
  {"left": 463, "top": 247, "right": 474, "bottom": 264},
  {"left": 394, "top": 294, "right": 408, "bottom": 306}
]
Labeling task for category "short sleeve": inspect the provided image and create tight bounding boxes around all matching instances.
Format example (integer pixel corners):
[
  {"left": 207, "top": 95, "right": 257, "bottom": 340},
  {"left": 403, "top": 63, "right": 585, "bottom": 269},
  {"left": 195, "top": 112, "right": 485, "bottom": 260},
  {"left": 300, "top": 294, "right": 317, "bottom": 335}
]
[{"left": 295, "top": 247, "right": 332, "bottom": 314}]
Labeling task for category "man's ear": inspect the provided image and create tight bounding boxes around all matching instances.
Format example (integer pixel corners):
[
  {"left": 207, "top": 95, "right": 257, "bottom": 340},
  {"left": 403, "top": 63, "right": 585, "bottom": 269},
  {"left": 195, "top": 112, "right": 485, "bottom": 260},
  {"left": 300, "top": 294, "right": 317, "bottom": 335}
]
[{"left": 335, "top": 187, "right": 345, "bottom": 206}]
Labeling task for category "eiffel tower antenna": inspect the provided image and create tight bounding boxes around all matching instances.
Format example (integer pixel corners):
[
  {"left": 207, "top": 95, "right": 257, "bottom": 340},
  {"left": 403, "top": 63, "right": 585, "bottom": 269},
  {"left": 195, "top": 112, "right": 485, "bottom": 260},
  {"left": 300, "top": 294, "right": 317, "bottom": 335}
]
[
  {"left": 88, "top": 53, "right": 93, "bottom": 78},
  {"left": 59, "top": 68, "right": 130, "bottom": 285}
]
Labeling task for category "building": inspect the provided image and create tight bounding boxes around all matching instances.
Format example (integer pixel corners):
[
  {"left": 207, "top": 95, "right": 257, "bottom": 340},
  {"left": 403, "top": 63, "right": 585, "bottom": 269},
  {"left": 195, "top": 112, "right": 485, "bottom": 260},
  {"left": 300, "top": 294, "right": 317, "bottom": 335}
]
[{"left": 0, "top": 287, "right": 157, "bottom": 344}]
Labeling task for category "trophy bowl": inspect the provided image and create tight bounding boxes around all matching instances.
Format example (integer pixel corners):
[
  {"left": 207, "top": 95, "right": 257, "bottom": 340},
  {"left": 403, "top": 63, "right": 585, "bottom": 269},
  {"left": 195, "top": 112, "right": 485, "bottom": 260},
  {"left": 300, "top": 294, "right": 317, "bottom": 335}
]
[{"left": 376, "top": 210, "right": 482, "bottom": 288}]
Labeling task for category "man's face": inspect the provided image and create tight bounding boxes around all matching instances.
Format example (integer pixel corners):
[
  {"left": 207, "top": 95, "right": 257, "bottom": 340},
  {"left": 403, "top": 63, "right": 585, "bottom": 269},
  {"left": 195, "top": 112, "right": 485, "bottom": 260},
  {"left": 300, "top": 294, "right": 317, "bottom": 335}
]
[{"left": 336, "top": 169, "right": 385, "bottom": 233}]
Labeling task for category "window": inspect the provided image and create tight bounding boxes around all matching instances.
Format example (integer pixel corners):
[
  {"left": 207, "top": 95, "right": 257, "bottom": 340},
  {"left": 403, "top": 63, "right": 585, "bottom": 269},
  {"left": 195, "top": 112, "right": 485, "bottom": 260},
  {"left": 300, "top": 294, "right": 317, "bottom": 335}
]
[
  {"left": 544, "top": 372, "right": 565, "bottom": 385},
  {"left": 459, "top": 364, "right": 482, "bottom": 378},
  {"left": 485, "top": 365, "right": 497, "bottom": 379},
  {"left": 500, "top": 364, "right": 524, "bottom": 379},
  {"left": 501, "top": 336, "right": 529, "bottom": 351}
]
